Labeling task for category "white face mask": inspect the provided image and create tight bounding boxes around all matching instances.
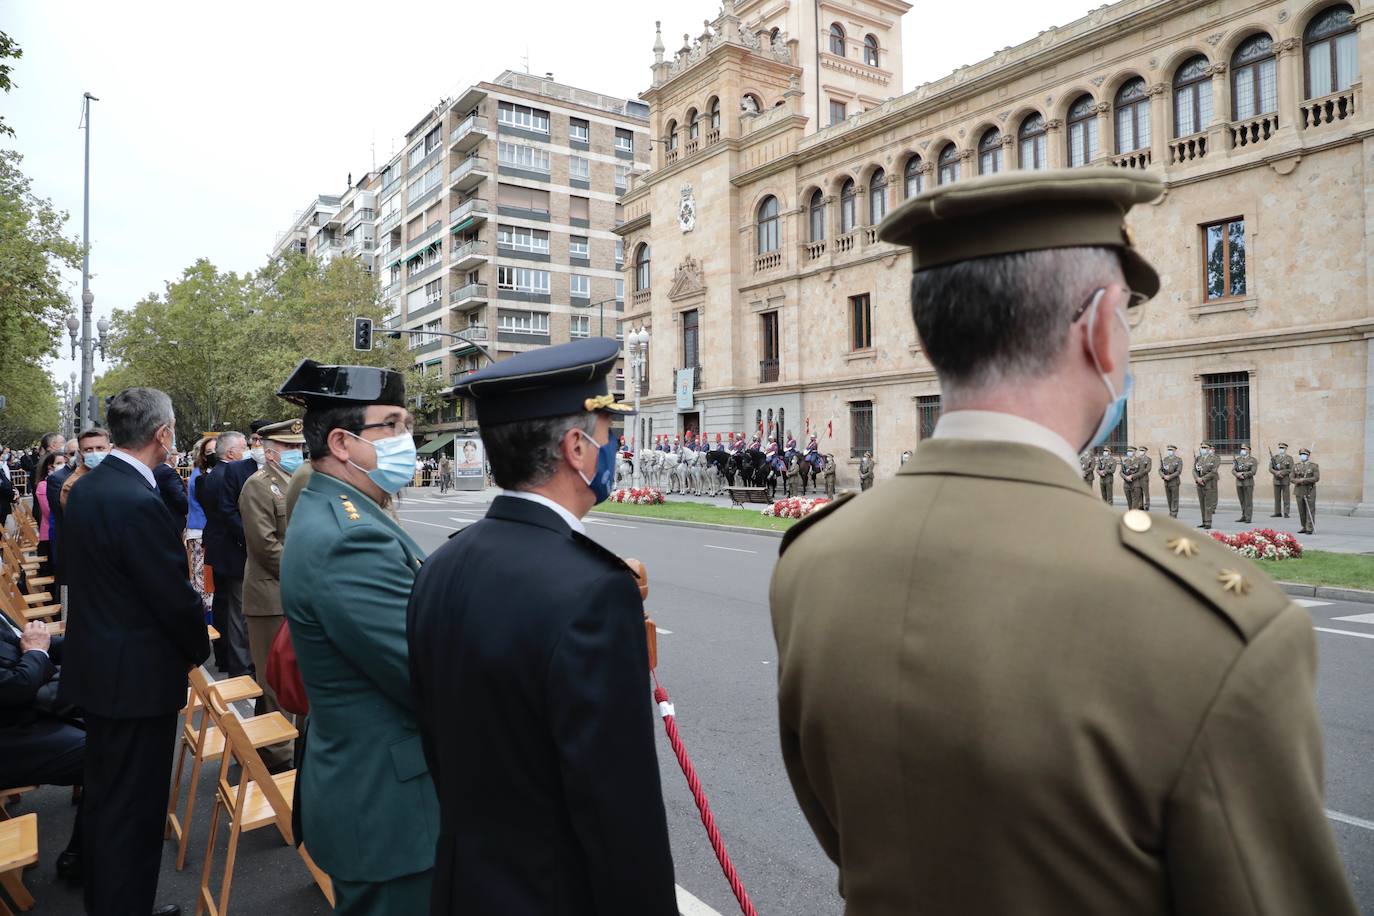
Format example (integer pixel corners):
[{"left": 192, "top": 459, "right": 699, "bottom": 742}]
[
  {"left": 1300, "top": 454, "right": 1310, "bottom": 462},
  {"left": 1240, "top": 450, "right": 1249, "bottom": 457},
  {"left": 250, "top": 447, "right": 266, "bottom": 466},
  {"left": 1278, "top": 448, "right": 1286, "bottom": 455},
  {"left": 1167, "top": 449, "right": 1175, "bottom": 457}
]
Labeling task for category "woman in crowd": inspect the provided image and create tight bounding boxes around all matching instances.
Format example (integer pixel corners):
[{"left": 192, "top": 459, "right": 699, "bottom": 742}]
[
  {"left": 32, "top": 450, "right": 64, "bottom": 578},
  {"left": 185, "top": 436, "right": 216, "bottom": 620}
]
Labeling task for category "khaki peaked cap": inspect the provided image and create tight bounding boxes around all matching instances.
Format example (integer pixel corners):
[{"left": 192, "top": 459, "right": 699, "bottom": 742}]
[
  {"left": 259, "top": 418, "right": 306, "bottom": 444},
  {"left": 877, "top": 168, "right": 1165, "bottom": 298}
]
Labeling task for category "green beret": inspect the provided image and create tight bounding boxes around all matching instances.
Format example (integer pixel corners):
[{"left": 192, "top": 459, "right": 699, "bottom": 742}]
[{"left": 877, "top": 167, "right": 1164, "bottom": 298}]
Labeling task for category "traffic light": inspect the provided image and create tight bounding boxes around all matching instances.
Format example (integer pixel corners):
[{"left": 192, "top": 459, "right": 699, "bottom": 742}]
[
  {"left": 73, "top": 399, "right": 83, "bottom": 428},
  {"left": 353, "top": 316, "right": 374, "bottom": 351}
]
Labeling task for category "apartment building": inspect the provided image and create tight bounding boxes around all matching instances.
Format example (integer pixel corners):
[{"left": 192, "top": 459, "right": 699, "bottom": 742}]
[
  {"left": 271, "top": 194, "right": 340, "bottom": 261},
  {"left": 270, "top": 171, "right": 380, "bottom": 269},
  {"left": 619, "top": 0, "right": 1374, "bottom": 511},
  {"left": 374, "top": 70, "right": 651, "bottom": 442}
]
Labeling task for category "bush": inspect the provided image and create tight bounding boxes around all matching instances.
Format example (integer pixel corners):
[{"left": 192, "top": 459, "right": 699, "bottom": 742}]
[
  {"left": 1209, "top": 528, "right": 1304, "bottom": 560},
  {"left": 762, "top": 497, "right": 831, "bottom": 519}
]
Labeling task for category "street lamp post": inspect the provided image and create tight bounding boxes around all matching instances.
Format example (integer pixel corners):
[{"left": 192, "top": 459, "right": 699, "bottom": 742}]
[
  {"left": 627, "top": 327, "right": 649, "bottom": 487},
  {"left": 571, "top": 296, "right": 621, "bottom": 338},
  {"left": 72, "top": 92, "right": 111, "bottom": 433}
]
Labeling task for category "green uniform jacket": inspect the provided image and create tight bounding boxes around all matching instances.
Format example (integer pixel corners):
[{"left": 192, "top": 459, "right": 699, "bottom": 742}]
[
  {"left": 770, "top": 440, "right": 1354, "bottom": 915},
  {"left": 1233, "top": 456, "right": 1259, "bottom": 488},
  {"left": 280, "top": 470, "right": 437, "bottom": 883},
  {"left": 1160, "top": 455, "right": 1183, "bottom": 483},
  {"left": 1270, "top": 453, "right": 1295, "bottom": 483},
  {"left": 1293, "top": 460, "right": 1321, "bottom": 489},
  {"left": 240, "top": 463, "right": 290, "bottom": 619}
]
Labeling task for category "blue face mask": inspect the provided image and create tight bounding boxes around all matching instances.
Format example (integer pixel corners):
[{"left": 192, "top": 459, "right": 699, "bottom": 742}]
[
  {"left": 347, "top": 431, "right": 417, "bottom": 494},
  {"left": 278, "top": 449, "right": 304, "bottom": 475},
  {"left": 577, "top": 429, "right": 618, "bottom": 504},
  {"left": 83, "top": 451, "right": 107, "bottom": 470},
  {"left": 1083, "top": 299, "right": 1133, "bottom": 453}
]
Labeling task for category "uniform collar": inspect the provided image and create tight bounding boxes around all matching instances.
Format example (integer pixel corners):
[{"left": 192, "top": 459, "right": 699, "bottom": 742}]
[
  {"left": 903, "top": 437, "right": 1093, "bottom": 497},
  {"left": 930, "top": 410, "right": 1081, "bottom": 477},
  {"left": 500, "top": 489, "right": 586, "bottom": 535},
  {"left": 108, "top": 448, "right": 156, "bottom": 489},
  {"left": 306, "top": 469, "right": 424, "bottom": 559}
]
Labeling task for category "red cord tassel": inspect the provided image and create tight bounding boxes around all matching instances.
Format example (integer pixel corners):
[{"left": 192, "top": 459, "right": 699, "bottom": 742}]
[{"left": 653, "top": 682, "right": 760, "bottom": 916}]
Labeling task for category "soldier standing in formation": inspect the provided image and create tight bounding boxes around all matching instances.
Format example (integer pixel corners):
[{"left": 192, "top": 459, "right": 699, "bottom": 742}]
[
  {"left": 1232, "top": 443, "right": 1258, "bottom": 524},
  {"left": 1120, "top": 447, "right": 1139, "bottom": 508},
  {"left": 1159, "top": 445, "right": 1183, "bottom": 517},
  {"left": 858, "top": 452, "right": 875, "bottom": 491},
  {"left": 1095, "top": 446, "right": 1116, "bottom": 504},
  {"left": 770, "top": 168, "right": 1355, "bottom": 913},
  {"left": 1080, "top": 451, "right": 1094, "bottom": 487},
  {"left": 1294, "top": 447, "right": 1320, "bottom": 535},
  {"left": 822, "top": 455, "right": 837, "bottom": 497},
  {"left": 1136, "top": 445, "right": 1152, "bottom": 510},
  {"left": 1270, "top": 442, "right": 1294, "bottom": 518},
  {"left": 1193, "top": 443, "right": 1219, "bottom": 529}
]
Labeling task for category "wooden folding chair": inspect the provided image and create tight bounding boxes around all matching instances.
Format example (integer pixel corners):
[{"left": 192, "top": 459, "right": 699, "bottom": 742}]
[
  {"left": 0, "top": 576, "right": 58, "bottom": 627},
  {"left": 165, "top": 668, "right": 265, "bottom": 871},
  {"left": 196, "top": 692, "right": 332, "bottom": 916},
  {"left": 0, "top": 790, "right": 34, "bottom": 823},
  {"left": 0, "top": 813, "right": 37, "bottom": 915},
  {"left": 0, "top": 540, "right": 51, "bottom": 598}
]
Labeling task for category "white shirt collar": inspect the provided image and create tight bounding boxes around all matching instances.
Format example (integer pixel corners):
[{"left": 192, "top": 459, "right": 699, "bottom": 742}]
[
  {"left": 501, "top": 489, "right": 586, "bottom": 535},
  {"left": 931, "top": 410, "right": 1083, "bottom": 476},
  {"left": 108, "top": 448, "right": 156, "bottom": 489}
]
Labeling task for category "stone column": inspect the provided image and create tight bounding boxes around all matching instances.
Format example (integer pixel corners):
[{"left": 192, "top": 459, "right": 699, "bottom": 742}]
[
  {"left": 1094, "top": 102, "right": 1114, "bottom": 164},
  {"left": 1358, "top": 336, "right": 1374, "bottom": 515},
  {"left": 1207, "top": 62, "right": 1231, "bottom": 157},
  {"left": 1002, "top": 133, "right": 1018, "bottom": 170},
  {"left": 1275, "top": 37, "right": 1303, "bottom": 135},
  {"left": 1148, "top": 82, "right": 1170, "bottom": 167},
  {"left": 1045, "top": 119, "right": 1064, "bottom": 167}
]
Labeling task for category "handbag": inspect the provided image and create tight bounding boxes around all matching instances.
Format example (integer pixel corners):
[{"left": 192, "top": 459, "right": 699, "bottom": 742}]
[{"left": 266, "top": 618, "right": 310, "bottom": 716}]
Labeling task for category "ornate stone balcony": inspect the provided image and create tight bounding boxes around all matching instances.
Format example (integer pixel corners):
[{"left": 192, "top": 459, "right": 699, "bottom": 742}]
[
  {"left": 863, "top": 227, "right": 879, "bottom": 246},
  {"left": 633, "top": 288, "right": 651, "bottom": 307},
  {"left": 1112, "top": 149, "right": 1151, "bottom": 169},
  {"left": 1169, "top": 132, "right": 1207, "bottom": 165},
  {"left": 804, "top": 240, "right": 826, "bottom": 262},
  {"left": 1302, "top": 87, "right": 1359, "bottom": 129},
  {"left": 754, "top": 251, "right": 782, "bottom": 272},
  {"left": 705, "top": 127, "right": 721, "bottom": 146},
  {"left": 1230, "top": 113, "right": 1279, "bottom": 150},
  {"left": 835, "top": 232, "right": 858, "bottom": 254}
]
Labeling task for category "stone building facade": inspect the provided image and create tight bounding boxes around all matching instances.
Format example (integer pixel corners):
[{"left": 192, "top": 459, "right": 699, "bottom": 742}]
[{"left": 618, "top": 0, "right": 1374, "bottom": 512}]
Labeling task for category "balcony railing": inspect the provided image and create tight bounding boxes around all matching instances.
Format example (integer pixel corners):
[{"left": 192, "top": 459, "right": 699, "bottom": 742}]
[
  {"left": 705, "top": 127, "right": 721, "bottom": 146},
  {"left": 1169, "top": 131, "right": 1207, "bottom": 165},
  {"left": 804, "top": 240, "right": 826, "bottom": 261},
  {"left": 449, "top": 198, "right": 489, "bottom": 225},
  {"left": 685, "top": 137, "right": 700, "bottom": 156},
  {"left": 835, "top": 232, "right": 858, "bottom": 254},
  {"left": 377, "top": 210, "right": 402, "bottom": 235},
  {"left": 449, "top": 156, "right": 490, "bottom": 188},
  {"left": 1230, "top": 112, "right": 1279, "bottom": 149},
  {"left": 674, "top": 366, "right": 703, "bottom": 390},
  {"left": 1301, "top": 87, "right": 1359, "bottom": 129},
  {"left": 665, "top": 148, "right": 680, "bottom": 165},
  {"left": 450, "top": 115, "right": 489, "bottom": 147},
  {"left": 863, "top": 227, "right": 879, "bottom": 246},
  {"left": 381, "top": 281, "right": 400, "bottom": 299},
  {"left": 449, "top": 282, "right": 488, "bottom": 304},
  {"left": 755, "top": 251, "right": 782, "bottom": 272},
  {"left": 759, "top": 358, "right": 779, "bottom": 383},
  {"left": 450, "top": 239, "right": 488, "bottom": 265},
  {"left": 1111, "top": 149, "right": 1151, "bottom": 169},
  {"left": 633, "top": 288, "right": 651, "bottom": 306},
  {"left": 315, "top": 235, "right": 341, "bottom": 250},
  {"left": 454, "top": 325, "right": 488, "bottom": 342}
]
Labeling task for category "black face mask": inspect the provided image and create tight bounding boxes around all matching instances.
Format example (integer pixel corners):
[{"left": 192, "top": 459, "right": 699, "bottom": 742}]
[{"left": 204, "top": 454, "right": 219, "bottom": 468}]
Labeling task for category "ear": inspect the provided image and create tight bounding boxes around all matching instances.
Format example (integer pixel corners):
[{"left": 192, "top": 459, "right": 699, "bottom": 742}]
[
  {"left": 326, "top": 428, "right": 353, "bottom": 463},
  {"left": 1083, "top": 297, "right": 1118, "bottom": 376}
]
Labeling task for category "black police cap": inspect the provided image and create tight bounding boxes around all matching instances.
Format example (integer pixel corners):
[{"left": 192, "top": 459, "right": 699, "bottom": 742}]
[
  {"left": 454, "top": 337, "right": 636, "bottom": 426},
  {"left": 276, "top": 359, "right": 406, "bottom": 408}
]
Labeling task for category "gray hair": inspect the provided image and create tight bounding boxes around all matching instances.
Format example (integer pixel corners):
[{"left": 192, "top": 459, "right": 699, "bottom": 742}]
[
  {"left": 911, "top": 246, "right": 1123, "bottom": 394},
  {"left": 107, "top": 387, "right": 175, "bottom": 449},
  {"left": 482, "top": 412, "right": 599, "bottom": 490},
  {"left": 216, "top": 431, "right": 246, "bottom": 459}
]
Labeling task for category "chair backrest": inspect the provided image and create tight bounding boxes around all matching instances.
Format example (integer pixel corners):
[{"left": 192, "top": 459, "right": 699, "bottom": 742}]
[{"left": 206, "top": 690, "right": 295, "bottom": 841}]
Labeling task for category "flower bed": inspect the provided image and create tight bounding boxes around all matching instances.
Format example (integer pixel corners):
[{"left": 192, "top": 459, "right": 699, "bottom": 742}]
[
  {"left": 1210, "top": 528, "right": 1304, "bottom": 560},
  {"left": 610, "top": 487, "right": 665, "bottom": 505},
  {"left": 762, "top": 497, "right": 831, "bottom": 519}
]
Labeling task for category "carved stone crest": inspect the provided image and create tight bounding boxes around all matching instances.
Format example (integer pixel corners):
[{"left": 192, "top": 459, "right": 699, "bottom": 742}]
[
  {"left": 668, "top": 255, "right": 705, "bottom": 300},
  {"left": 678, "top": 185, "right": 696, "bottom": 233},
  {"left": 1206, "top": 32, "right": 1225, "bottom": 46}
]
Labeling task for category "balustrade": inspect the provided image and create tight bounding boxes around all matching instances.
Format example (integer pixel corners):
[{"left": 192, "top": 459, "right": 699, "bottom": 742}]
[
  {"left": 835, "top": 232, "right": 857, "bottom": 254},
  {"left": 754, "top": 251, "right": 782, "bottom": 272},
  {"left": 1301, "top": 88, "right": 1358, "bottom": 129},
  {"left": 1112, "top": 149, "right": 1151, "bottom": 169},
  {"left": 1229, "top": 113, "right": 1279, "bottom": 149},
  {"left": 1169, "top": 132, "right": 1207, "bottom": 164},
  {"left": 804, "top": 240, "right": 826, "bottom": 261}
]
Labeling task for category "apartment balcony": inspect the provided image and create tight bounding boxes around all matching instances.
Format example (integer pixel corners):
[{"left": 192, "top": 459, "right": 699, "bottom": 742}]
[
  {"left": 449, "top": 198, "right": 489, "bottom": 231},
  {"left": 322, "top": 209, "right": 343, "bottom": 229},
  {"left": 405, "top": 260, "right": 444, "bottom": 286},
  {"left": 1111, "top": 148, "right": 1151, "bottom": 169},
  {"left": 754, "top": 250, "right": 782, "bottom": 273},
  {"left": 759, "top": 358, "right": 779, "bottom": 383},
  {"left": 632, "top": 289, "right": 651, "bottom": 307},
  {"left": 377, "top": 210, "right": 402, "bottom": 235},
  {"left": 450, "top": 115, "right": 490, "bottom": 153},
  {"left": 450, "top": 239, "right": 489, "bottom": 272},
  {"left": 450, "top": 324, "right": 488, "bottom": 345},
  {"left": 449, "top": 156, "right": 490, "bottom": 193},
  {"left": 344, "top": 208, "right": 376, "bottom": 233},
  {"left": 405, "top": 220, "right": 444, "bottom": 256},
  {"left": 381, "top": 281, "right": 400, "bottom": 300},
  {"left": 450, "top": 367, "right": 480, "bottom": 386},
  {"left": 449, "top": 282, "right": 488, "bottom": 309},
  {"left": 803, "top": 240, "right": 826, "bottom": 262},
  {"left": 1302, "top": 86, "right": 1359, "bottom": 129},
  {"left": 314, "top": 235, "right": 342, "bottom": 252}
]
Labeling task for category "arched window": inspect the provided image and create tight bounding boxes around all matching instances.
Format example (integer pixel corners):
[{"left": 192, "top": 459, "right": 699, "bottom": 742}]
[
  {"left": 686, "top": 108, "right": 699, "bottom": 141},
  {"left": 937, "top": 143, "right": 960, "bottom": 184},
  {"left": 756, "top": 196, "right": 780, "bottom": 254},
  {"left": 840, "top": 178, "right": 857, "bottom": 233},
  {"left": 829, "top": 23, "right": 846, "bottom": 56},
  {"left": 903, "top": 155, "right": 925, "bottom": 197},
  {"left": 868, "top": 169, "right": 887, "bottom": 223},
  {"left": 1018, "top": 113, "right": 1048, "bottom": 169},
  {"left": 1305, "top": 5, "right": 1358, "bottom": 98},
  {"left": 1114, "top": 77, "right": 1151, "bottom": 152},
  {"left": 665, "top": 119, "right": 678, "bottom": 151},
  {"left": 863, "top": 34, "right": 880, "bottom": 67},
  {"left": 808, "top": 189, "right": 826, "bottom": 241},
  {"left": 978, "top": 128, "right": 1003, "bottom": 174},
  {"left": 709, "top": 97, "right": 721, "bottom": 130},
  {"left": 635, "top": 243, "right": 651, "bottom": 291},
  {"left": 1067, "top": 94, "right": 1099, "bottom": 167},
  {"left": 1232, "top": 34, "right": 1277, "bottom": 119},
  {"left": 1174, "top": 54, "right": 1214, "bottom": 136}
]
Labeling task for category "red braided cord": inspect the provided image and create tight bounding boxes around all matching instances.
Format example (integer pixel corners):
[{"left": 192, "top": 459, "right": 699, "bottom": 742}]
[{"left": 654, "top": 683, "right": 760, "bottom": 916}]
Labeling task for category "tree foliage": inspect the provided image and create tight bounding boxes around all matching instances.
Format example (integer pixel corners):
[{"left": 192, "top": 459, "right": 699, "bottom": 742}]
[{"left": 0, "top": 31, "right": 20, "bottom": 138}]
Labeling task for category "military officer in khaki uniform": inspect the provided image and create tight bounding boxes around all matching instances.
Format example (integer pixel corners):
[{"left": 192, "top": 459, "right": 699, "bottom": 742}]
[
  {"left": 1079, "top": 452, "right": 1094, "bottom": 488},
  {"left": 1270, "top": 441, "right": 1294, "bottom": 518},
  {"left": 1159, "top": 445, "right": 1183, "bottom": 517},
  {"left": 770, "top": 169, "right": 1355, "bottom": 915},
  {"left": 1193, "top": 443, "right": 1219, "bottom": 529},
  {"left": 1136, "top": 445, "right": 1152, "bottom": 510},
  {"left": 1120, "top": 447, "right": 1139, "bottom": 509},
  {"left": 238, "top": 418, "right": 305, "bottom": 769},
  {"left": 858, "top": 452, "right": 875, "bottom": 491},
  {"left": 1294, "top": 447, "right": 1320, "bottom": 534},
  {"left": 1095, "top": 446, "right": 1116, "bottom": 503},
  {"left": 1232, "top": 443, "right": 1258, "bottom": 524}
]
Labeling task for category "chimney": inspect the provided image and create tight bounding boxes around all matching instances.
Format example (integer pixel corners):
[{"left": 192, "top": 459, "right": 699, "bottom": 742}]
[{"left": 545, "top": 72, "right": 555, "bottom": 81}]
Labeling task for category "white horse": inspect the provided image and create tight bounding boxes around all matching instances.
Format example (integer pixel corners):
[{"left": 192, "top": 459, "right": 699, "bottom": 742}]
[
  {"left": 667, "top": 447, "right": 691, "bottom": 494},
  {"left": 615, "top": 454, "right": 634, "bottom": 488}
]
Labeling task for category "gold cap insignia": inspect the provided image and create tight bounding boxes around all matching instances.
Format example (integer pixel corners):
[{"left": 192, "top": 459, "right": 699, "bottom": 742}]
[
  {"left": 291, "top": 420, "right": 303, "bottom": 434},
  {"left": 1218, "top": 569, "right": 1250, "bottom": 596},
  {"left": 1166, "top": 536, "right": 1199, "bottom": 558},
  {"left": 1123, "top": 510, "right": 1152, "bottom": 533}
]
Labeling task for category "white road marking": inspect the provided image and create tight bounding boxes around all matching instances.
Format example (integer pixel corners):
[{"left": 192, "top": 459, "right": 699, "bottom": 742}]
[
  {"left": 448, "top": 517, "right": 480, "bottom": 523},
  {"left": 676, "top": 884, "right": 724, "bottom": 916},
  {"left": 404, "top": 519, "right": 464, "bottom": 531},
  {"left": 1332, "top": 612, "right": 1374, "bottom": 624},
  {"left": 705, "top": 544, "right": 757, "bottom": 554},
  {"left": 1313, "top": 627, "right": 1374, "bottom": 641},
  {"left": 1293, "top": 599, "right": 1333, "bottom": 608},
  {"left": 584, "top": 519, "right": 638, "bottom": 528},
  {"left": 655, "top": 627, "right": 673, "bottom": 635},
  {"left": 1327, "top": 809, "right": 1374, "bottom": 832}
]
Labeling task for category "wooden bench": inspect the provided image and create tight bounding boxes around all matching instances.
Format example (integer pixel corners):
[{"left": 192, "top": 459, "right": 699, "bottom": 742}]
[{"left": 726, "top": 486, "right": 772, "bottom": 507}]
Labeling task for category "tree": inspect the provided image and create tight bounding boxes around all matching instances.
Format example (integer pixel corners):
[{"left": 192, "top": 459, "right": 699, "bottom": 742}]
[
  {"left": 0, "top": 31, "right": 20, "bottom": 138},
  {"left": 0, "top": 364, "right": 59, "bottom": 447}
]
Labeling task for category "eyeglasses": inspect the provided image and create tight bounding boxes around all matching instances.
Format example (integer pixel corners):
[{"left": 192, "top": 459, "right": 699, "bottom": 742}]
[
  {"left": 357, "top": 418, "right": 415, "bottom": 437},
  {"left": 1070, "top": 286, "right": 1149, "bottom": 330}
]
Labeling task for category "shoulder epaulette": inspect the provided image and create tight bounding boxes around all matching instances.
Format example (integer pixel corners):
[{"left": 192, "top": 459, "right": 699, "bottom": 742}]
[
  {"left": 779, "top": 491, "right": 856, "bottom": 556},
  {"left": 1117, "top": 510, "right": 1290, "bottom": 641},
  {"left": 332, "top": 492, "right": 362, "bottom": 524}
]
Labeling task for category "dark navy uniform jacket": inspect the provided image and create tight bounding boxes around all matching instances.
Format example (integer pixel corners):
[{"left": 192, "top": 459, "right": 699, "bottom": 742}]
[{"left": 406, "top": 494, "right": 676, "bottom": 916}]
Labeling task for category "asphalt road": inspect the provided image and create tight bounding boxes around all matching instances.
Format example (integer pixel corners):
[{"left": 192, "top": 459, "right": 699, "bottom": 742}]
[{"left": 13, "top": 496, "right": 1374, "bottom": 915}]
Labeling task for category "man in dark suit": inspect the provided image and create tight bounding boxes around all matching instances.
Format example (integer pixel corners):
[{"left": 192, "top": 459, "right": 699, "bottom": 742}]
[
  {"left": 0, "top": 618, "right": 84, "bottom": 879},
  {"left": 153, "top": 457, "right": 188, "bottom": 532},
  {"left": 44, "top": 439, "right": 77, "bottom": 580},
  {"left": 198, "top": 431, "right": 255, "bottom": 677},
  {"left": 408, "top": 338, "right": 676, "bottom": 916},
  {"left": 60, "top": 386, "right": 210, "bottom": 916}
]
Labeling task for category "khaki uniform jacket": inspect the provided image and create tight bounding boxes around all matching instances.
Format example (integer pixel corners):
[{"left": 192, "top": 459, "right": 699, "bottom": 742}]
[
  {"left": 1136, "top": 453, "right": 1152, "bottom": 481},
  {"left": 1293, "top": 460, "right": 1321, "bottom": 489},
  {"left": 239, "top": 463, "right": 290, "bottom": 619},
  {"left": 1160, "top": 455, "right": 1183, "bottom": 482},
  {"left": 1233, "top": 456, "right": 1259, "bottom": 487},
  {"left": 770, "top": 439, "right": 1355, "bottom": 916},
  {"left": 1270, "top": 453, "right": 1295, "bottom": 483}
]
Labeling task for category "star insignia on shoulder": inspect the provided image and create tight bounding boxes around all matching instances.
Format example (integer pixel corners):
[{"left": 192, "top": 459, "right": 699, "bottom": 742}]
[
  {"left": 1166, "top": 536, "right": 1199, "bottom": 558},
  {"left": 1217, "top": 568, "right": 1250, "bottom": 596}
]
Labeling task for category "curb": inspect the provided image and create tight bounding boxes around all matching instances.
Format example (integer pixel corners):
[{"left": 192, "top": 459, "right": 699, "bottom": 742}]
[
  {"left": 1279, "top": 582, "right": 1374, "bottom": 605},
  {"left": 589, "top": 511, "right": 787, "bottom": 540}
]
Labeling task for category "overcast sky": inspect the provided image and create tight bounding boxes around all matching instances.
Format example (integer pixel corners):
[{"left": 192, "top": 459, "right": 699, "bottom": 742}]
[{"left": 5, "top": 0, "right": 1100, "bottom": 391}]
